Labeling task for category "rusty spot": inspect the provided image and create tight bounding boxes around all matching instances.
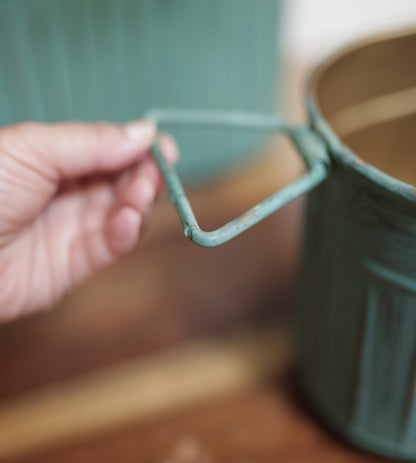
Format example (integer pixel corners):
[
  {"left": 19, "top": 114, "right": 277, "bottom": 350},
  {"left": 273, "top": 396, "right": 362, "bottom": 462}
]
[
  {"left": 239, "top": 209, "right": 257, "bottom": 223},
  {"left": 222, "top": 223, "right": 233, "bottom": 232}
]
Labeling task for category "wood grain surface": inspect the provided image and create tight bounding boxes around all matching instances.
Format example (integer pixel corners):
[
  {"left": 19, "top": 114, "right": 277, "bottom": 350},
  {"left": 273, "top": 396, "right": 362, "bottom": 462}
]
[
  {"left": 0, "top": 328, "right": 290, "bottom": 460},
  {"left": 12, "top": 373, "right": 393, "bottom": 463}
]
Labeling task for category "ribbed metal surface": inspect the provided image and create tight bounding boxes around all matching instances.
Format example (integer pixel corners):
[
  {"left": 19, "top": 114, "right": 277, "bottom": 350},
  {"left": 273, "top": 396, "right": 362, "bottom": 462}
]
[
  {"left": 296, "top": 29, "right": 416, "bottom": 460},
  {"left": 297, "top": 163, "right": 416, "bottom": 460},
  {"left": 0, "top": 0, "right": 281, "bottom": 183}
]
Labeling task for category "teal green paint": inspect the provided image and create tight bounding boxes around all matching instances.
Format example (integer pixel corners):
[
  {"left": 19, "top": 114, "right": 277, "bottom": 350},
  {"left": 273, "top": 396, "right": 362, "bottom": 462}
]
[
  {"left": 150, "top": 64, "right": 416, "bottom": 462},
  {"left": 0, "top": 0, "right": 282, "bottom": 184},
  {"left": 3, "top": 1, "right": 415, "bottom": 459},
  {"left": 149, "top": 109, "right": 330, "bottom": 247},
  {"left": 295, "top": 98, "right": 416, "bottom": 461}
]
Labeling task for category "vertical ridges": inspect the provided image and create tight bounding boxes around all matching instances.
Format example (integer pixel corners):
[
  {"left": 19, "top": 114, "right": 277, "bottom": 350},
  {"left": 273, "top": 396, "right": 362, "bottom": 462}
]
[
  {"left": 401, "top": 345, "right": 416, "bottom": 450},
  {"left": 298, "top": 196, "right": 416, "bottom": 458},
  {"left": 350, "top": 278, "right": 416, "bottom": 441},
  {"left": 0, "top": 61, "right": 13, "bottom": 124},
  {"left": 350, "top": 284, "right": 379, "bottom": 428},
  {"left": 10, "top": 0, "right": 46, "bottom": 121},
  {"left": 113, "top": 0, "right": 126, "bottom": 121},
  {"left": 85, "top": 0, "right": 101, "bottom": 118},
  {"left": 48, "top": 0, "right": 74, "bottom": 119},
  {"left": 0, "top": 0, "right": 280, "bottom": 182}
]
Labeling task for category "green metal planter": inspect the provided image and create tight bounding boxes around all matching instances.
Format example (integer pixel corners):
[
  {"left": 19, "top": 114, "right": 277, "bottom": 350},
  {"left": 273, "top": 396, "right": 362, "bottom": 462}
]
[
  {"left": 0, "top": 0, "right": 282, "bottom": 183},
  {"left": 153, "top": 29, "right": 416, "bottom": 460}
]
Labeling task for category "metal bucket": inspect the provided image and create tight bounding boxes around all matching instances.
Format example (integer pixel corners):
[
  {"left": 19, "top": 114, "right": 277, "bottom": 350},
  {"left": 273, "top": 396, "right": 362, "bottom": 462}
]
[
  {"left": 151, "top": 29, "right": 416, "bottom": 459},
  {"left": 298, "top": 29, "right": 416, "bottom": 460},
  {"left": 0, "top": 0, "right": 281, "bottom": 184}
]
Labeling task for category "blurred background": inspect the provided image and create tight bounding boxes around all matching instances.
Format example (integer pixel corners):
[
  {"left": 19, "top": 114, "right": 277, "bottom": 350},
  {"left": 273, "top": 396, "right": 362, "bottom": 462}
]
[{"left": 0, "top": 1, "right": 415, "bottom": 462}]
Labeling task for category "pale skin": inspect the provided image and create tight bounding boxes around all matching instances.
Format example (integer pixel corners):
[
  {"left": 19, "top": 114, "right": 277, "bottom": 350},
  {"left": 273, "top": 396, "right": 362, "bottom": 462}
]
[{"left": 0, "top": 120, "right": 178, "bottom": 322}]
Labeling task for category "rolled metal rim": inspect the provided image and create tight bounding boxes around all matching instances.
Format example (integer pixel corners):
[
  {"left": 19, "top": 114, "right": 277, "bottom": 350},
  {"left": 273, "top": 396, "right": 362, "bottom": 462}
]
[{"left": 308, "top": 26, "right": 416, "bottom": 202}]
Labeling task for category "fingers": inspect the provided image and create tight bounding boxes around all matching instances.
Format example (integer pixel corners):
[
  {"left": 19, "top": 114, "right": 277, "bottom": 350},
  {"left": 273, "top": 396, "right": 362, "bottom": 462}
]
[
  {"left": 0, "top": 119, "right": 157, "bottom": 181},
  {"left": 69, "top": 134, "right": 180, "bottom": 282},
  {"left": 105, "top": 159, "right": 158, "bottom": 256},
  {"left": 0, "top": 119, "right": 180, "bottom": 319},
  {"left": 102, "top": 134, "right": 179, "bottom": 257},
  {"left": 104, "top": 206, "right": 143, "bottom": 257}
]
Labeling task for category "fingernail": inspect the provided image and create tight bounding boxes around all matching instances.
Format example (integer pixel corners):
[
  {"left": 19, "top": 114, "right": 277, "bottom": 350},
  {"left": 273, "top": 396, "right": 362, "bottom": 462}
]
[{"left": 124, "top": 120, "right": 156, "bottom": 144}]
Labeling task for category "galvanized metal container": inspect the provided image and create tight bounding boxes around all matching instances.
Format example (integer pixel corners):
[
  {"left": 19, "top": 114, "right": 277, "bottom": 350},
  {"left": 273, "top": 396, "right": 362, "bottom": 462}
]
[
  {"left": 0, "top": 0, "right": 281, "bottom": 183},
  {"left": 153, "top": 29, "right": 416, "bottom": 460}
]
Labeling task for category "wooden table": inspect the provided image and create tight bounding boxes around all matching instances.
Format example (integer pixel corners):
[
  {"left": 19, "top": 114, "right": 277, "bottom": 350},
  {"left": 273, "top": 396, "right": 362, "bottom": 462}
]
[{"left": 0, "top": 149, "right": 394, "bottom": 463}]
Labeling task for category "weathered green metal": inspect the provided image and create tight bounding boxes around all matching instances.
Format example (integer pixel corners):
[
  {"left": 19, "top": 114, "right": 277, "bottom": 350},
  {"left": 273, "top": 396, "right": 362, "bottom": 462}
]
[
  {"left": 151, "top": 29, "right": 416, "bottom": 461},
  {"left": 148, "top": 109, "right": 330, "bottom": 247},
  {"left": 0, "top": 0, "right": 281, "bottom": 184},
  {"left": 297, "top": 103, "right": 416, "bottom": 461},
  {"left": 296, "top": 30, "right": 416, "bottom": 461}
]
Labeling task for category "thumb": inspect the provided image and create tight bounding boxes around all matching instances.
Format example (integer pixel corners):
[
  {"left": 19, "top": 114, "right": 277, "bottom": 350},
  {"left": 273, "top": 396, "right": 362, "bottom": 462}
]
[{"left": 1, "top": 119, "right": 156, "bottom": 181}]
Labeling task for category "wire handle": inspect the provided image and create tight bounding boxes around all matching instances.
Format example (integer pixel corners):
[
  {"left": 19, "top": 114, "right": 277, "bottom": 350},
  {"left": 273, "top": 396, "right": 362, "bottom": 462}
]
[{"left": 147, "top": 109, "right": 330, "bottom": 247}]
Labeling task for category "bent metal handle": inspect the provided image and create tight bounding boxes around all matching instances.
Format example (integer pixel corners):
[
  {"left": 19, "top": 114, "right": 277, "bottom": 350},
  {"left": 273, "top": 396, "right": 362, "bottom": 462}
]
[{"left": 147, "top": 109, "right": 330, "bottom": 247}]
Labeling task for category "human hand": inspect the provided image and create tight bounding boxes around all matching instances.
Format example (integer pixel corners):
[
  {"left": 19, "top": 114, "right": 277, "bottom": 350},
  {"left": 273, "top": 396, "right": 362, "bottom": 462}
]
[{"left": 0, "top": 120, "right": 178, "bottom": 321}]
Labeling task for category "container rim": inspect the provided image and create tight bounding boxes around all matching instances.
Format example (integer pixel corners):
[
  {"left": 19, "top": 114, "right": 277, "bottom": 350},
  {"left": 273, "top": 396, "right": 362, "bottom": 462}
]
[{"left": 307, "top": 26, "right": 416, "bottom": 203}]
